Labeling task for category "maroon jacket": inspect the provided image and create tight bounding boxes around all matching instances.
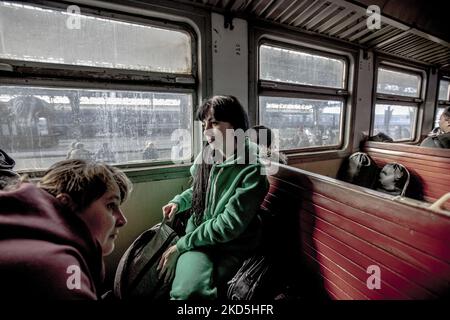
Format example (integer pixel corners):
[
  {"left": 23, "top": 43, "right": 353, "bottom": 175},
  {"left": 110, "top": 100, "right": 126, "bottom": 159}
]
[{"left": 0, "top": 183, "right": 104, "bottom": 299}]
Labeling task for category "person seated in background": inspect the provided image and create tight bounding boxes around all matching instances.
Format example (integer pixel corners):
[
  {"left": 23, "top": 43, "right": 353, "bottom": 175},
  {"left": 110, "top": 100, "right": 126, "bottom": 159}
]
[
  {"left": 420, "top": 106, "right": 450, "bottom": 148},
  {"left": 143, "top": 141, "right": 158, "bottom": 160},
  {"left": 249, "top": 125, "right": 287, "bottom": 164},
  {"left": 0, "top": 159, "right": 132, "bottom": 299},
  {"left": 95, "top": 142, "right": 116, "bottom": 163}
]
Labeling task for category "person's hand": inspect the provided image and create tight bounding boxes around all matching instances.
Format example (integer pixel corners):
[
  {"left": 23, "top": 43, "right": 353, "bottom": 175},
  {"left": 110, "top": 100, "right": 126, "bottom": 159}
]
[
  {"left": 162, "top": 203, "right": 178, "bottom": 221},
  {"left": 157, "top": 244, "right": 180, "bottom": 283}
]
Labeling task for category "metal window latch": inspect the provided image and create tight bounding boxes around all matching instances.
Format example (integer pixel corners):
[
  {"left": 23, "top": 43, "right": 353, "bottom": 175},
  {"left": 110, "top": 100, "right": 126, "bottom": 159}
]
[
  {"left": 0, "top": 63, "right": 13, "bottom": 72},
  {"left": 175, "top": 77, "right": 195, "bottom": 84},
  {"left": 260, "top": 81, "right": 277, "bottom": 88},
  {"left": 336, "top": 89, "right": 349, "bottom": 95}
]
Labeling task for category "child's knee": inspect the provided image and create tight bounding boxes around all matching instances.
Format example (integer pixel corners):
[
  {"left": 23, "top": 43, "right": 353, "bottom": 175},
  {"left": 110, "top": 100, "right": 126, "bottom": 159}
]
[
  {"left": 170, "top": 250, "right": 216, "bottom": 300},
  {"left": 170, "top": 282, "right": 217, "bottom": 300}
]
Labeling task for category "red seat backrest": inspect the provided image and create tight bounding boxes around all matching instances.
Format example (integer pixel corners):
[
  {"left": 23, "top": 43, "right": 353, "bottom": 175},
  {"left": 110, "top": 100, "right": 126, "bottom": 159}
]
[{"left": 263, "top": 164, "right": 450, "bottom": 300}]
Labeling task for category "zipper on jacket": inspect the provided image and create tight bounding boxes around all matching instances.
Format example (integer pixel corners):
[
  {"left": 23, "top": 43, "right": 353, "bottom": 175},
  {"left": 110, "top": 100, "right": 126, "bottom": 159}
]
[
  {"left": 209, "top": 167, "right": 224, "bottom": 217},
  {"left": 203, "top": 165, "right": 215, "bottom": 219}
]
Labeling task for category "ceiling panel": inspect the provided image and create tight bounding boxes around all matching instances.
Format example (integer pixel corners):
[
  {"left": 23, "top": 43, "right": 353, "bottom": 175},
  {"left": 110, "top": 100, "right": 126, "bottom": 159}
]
[{"left": 176, "top": 0, "right": 450, "bottom": 69}]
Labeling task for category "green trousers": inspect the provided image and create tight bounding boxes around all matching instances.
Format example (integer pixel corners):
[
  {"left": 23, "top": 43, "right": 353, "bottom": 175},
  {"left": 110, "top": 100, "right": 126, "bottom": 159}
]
[{"left": 170, "top": 249, "right": 245, "bottom": 300}]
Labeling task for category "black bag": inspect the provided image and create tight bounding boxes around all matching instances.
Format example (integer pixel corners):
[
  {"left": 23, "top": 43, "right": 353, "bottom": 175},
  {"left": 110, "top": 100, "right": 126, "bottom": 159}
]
[
  {"left": 432, "top": 133, "right": 450, "bottom": 149},
  {"left": 227, "top": 254, "right": 272, "bottom": 300},
  {"left": 113, "top": 220, "right": 179, "bottom": 300},
  {"left": 0, "top": 148, "right": 16, "bottom": 176},
  {"left": 369, "top": 132, "right": 394, "bottom": 142},
  {"left": 376, "top": 162, "right": 410, "bottom": 196},
  {"left": 337, "top": 152, "right": 379, "bottom": 189},
  {"left": 0, "top": 149, "right": 19, "bottom": 190}
]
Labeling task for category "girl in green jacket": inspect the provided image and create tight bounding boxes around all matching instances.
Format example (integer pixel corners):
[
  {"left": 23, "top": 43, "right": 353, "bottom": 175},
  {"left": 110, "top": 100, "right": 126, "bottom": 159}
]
[{"left": 157, "top": 95, "right": 269, "bottom": 299}]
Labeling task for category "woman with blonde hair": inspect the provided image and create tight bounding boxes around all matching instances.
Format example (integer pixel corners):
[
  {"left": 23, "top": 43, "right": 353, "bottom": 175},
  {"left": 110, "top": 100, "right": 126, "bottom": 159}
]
[{"left": 0, "top": 159, "right": 132, "bottom": 299}]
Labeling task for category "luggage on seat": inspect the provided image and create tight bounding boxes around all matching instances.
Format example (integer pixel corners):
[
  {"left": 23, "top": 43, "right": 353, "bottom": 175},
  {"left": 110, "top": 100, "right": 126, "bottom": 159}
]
[
  {"left": 376, "top": 162, "right": 410, "bottom": 197},
  {"left": 113, "top": 219, "right": 179, "bottom": 300},
  {"left": 337, "top": 152, "right": 379, "bottom": 189}
]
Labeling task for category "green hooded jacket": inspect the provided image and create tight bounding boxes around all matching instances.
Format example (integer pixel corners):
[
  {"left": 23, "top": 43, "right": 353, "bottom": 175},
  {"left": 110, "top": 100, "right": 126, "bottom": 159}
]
[{"left": 169, "top": 139, "right": 269, "bottom": 255}]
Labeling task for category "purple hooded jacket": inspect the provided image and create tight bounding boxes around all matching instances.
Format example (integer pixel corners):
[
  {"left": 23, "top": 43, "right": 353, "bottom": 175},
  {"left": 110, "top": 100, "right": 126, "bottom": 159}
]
[{"left": 0, "top": 183, "right": 104, "bottom": 299}]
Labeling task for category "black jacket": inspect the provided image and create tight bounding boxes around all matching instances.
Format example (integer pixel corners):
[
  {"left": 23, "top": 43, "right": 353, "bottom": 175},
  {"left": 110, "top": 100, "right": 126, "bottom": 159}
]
[{"left": 420, "top": 132, "right": 450, "bottom": 149}]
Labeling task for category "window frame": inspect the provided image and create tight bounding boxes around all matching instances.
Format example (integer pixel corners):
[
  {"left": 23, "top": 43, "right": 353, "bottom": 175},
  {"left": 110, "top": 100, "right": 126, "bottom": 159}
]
[
  {"left": 435, "top": 75, "right": 450, "bottom": 127},
  {"left": 372, "top": 100, "right": 419, "bottom": 142},
  {"left": 0, "top": 0, "right": 202, "bottom": 174},
  {"left": 371, "top": 60, "right": 426, "bottom": 143},
  {"left": 256, "top": 38, "right": 351, "bottom": 155},
  {"left": 0, "top": 1, "right": 198, "bottom": 83}
]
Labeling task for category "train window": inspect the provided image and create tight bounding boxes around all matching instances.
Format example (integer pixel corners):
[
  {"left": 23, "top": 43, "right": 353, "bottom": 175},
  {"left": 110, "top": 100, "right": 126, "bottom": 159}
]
[
  {"left": 0, "top": 86, "right": 192, "bottom": 171},
  {"left": 376, "top": 68, "right": 421, "bottom": 98},
  {"left": 0, "top": 1, "right": 192, "bottom": 73},
  {"left": 259, "top": 96, "right": 342, "bottom": 150},
  {"left": 260, "top": 45, "right": 345, "bottom": 89},
  {"left": 258, "top": 43, "right": 347, "bottom": 151},
  {"left": 373, "top": 65, "right": 424, "bottom": 141},
  {"left": 435, "top": 78, "right": 450, "bottom": 127},
  {"left": 0, "top": 2, "right": 196, "bottom": 171},
  {"left": 438, "top": 79, "right": 450, "bottom": 101},
  {"left": 434, "top": 107, "right": 445, "bottom": 128},
  {"left": 373, "top": 104, "right": 416, "bottom": 141}
]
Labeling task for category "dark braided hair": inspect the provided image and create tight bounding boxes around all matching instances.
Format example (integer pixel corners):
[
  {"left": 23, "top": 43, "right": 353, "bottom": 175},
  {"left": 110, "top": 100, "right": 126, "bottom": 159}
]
[{"left": 191, "top": 95, "right": 249, "bottom": 225}]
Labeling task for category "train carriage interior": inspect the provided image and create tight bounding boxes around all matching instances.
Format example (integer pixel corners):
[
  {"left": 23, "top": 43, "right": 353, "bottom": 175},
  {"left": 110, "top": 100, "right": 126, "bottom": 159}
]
[{"left": 0, "top": 0, "right": 449, "bottom": 300}]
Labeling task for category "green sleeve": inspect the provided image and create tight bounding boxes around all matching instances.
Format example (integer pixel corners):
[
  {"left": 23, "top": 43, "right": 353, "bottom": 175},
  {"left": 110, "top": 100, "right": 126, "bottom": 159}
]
[
  {"left": 168, "top": 159, "right": 198, "bottom": 213},
  {"left": 169, "top": 186, "right": 193, "bottom": 213},
  {"left": 176, "top": 165, "right": 268, "bottom": 254}
]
